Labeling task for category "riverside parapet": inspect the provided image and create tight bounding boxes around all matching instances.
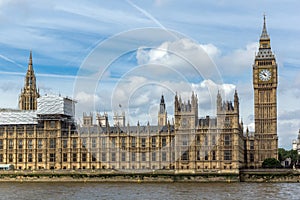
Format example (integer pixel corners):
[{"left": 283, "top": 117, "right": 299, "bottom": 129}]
[
  {"left": 240, "top": 169, "right": 300, "bottom": 183},
  {"left": 0, "top": 170, "right": 239, "bottom": 183},
  {"left": 0, "top": 169, "right": 299, "bottom": 183}
]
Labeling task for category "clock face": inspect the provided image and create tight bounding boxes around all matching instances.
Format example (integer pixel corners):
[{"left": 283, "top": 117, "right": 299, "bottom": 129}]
[{"left": 259, "top": 69, "right": 272, "bottom": 81}]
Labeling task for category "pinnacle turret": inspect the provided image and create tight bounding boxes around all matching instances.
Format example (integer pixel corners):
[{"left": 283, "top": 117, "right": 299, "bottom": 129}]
[
  {"left": 159, "top": 95, "right": 166, "bottom": 114},
  {"left": 158, "top": 94, "right": 167, "bottom": 126}
]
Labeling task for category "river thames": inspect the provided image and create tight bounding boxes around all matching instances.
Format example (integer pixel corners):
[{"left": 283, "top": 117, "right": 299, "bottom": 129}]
[{"left": 0, "top": 182, "right": 299, "bottom": 199}]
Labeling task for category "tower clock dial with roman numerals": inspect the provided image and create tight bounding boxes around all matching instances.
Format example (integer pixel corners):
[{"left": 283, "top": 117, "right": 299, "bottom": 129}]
[{"left": 259, "top": 69, "right": 272, "bottom": 81}]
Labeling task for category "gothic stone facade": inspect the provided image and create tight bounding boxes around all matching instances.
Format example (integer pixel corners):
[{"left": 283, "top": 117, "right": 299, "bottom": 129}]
[{"left": 0, "top": 17, "right": 278, "bottom": 171}]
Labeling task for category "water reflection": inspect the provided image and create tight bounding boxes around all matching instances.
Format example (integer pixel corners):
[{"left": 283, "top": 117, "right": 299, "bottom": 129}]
[{"left": 0, "top": 182, "right": 299, "bottom": 200}]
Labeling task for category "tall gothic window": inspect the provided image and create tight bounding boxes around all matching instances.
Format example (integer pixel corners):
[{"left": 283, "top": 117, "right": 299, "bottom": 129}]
[
  {"left": 131, "top": 137, "right": 136, "bottom": 148},
  {"left": 152, "top": 137, "right": 156, "bottom": 147},
  {"left": 38, "top": 139, "right": 43, "bottom": 148},
  {"left": 224, "top": 135, "right": 231, "bottom": 146},
  {"left": 50, "top": 153, "right": 56, "bottom": 162},
  {"left": 28, "top": 139, "right": 33, "bottom": 149},
  {"left": 9, "top": 139, "right": 13, "bottom": 149},
  {"left": 131, "top": 152, "right": 136, "bottom": 161},
  {"left": 141, "top": 138, "right": 146, "bottom": 148},
  {"left": 121, "top": 137, "right": 125, "bottom": 148},
  {"left": 224, "top": 150, "right": 232, "bottom": 160},
  {"left": 182, "top": 151, "right": 189, "bottom": 161},
  {"left": 18, "top": 139, "right": 23, "bottom": 149},
  {"left": 152, "top": 152, "right": 156, "bottom": 161},
  {"left": 50, "top": 138, "right": 56, "bottom": 149},
  {"left": 212, "top": 151, "right": 216, "bottom": 160}
]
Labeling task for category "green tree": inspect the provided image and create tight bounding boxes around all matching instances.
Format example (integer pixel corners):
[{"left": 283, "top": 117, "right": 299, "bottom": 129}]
[
  {"left": 278, "top": 148, "right": 299, "bottom": 167},
  {"left": 262, "top": 158, "right": 282, "bottom": 168},
  {"left": 278, "top": 148, "right": 287, "bottom": 161}
]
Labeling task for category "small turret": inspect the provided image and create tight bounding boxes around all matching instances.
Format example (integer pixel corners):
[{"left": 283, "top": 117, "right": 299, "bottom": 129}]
[
  {"left": 97, "top": 112, "right": 109, "bottom": 127},
  {"left": 174, "top": 92, "right": 179, "bottom": 113},
  {"left": 83, "top": 112, "right": 93, "bottom": 126},
  {"left": 217, "top": 90, "right": 222, "bottom": 112},
  {"left": 158, "top": 95, "right": 167, "bottom": 126},
  {"left": 113, "top": 112, "right": 125, "bottom": 127},
  {"left": 159, "top": 95, "right": 166, "bottom": 114}
]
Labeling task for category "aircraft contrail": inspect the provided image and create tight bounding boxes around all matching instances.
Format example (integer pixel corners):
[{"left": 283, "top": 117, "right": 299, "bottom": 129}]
[
  {"left": 126, "top": 0, "right": 179, "bottom": 40},
  {"left": 0, "top": 54, "right": 25, "bottom": 69}
]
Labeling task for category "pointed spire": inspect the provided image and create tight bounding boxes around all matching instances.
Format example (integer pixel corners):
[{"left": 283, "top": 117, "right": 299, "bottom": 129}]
[
  {"left": 260, "top": 14, "right": 270, "bottom": 40},
  {"left": 257, "top": 14, "right": 272, "bottom": 55},
  {"left": 234, "top": 90, "right": 239, "bottom": 102},
  {"left": 19, "top": 50, "right": 39, "bottom": 110},
  {"left": 160, "top": 94, "right": 165, "bottom": 104},
  {"left": 217, "top": 90, "right": 222, "bottom": 108},
  {"left": 217, "top": 90, "right": 221, "bottom": 99},
  {"left": 159, "top": 94, "right": 166, "bottom": 114},
  {"left": 28, "top": 50, "right": 33, "bottom": 71}
]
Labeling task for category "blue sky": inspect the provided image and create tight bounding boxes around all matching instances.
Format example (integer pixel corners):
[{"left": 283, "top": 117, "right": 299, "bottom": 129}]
[{"left": 0, "top": 0, "right": 299, "bottom": 149}]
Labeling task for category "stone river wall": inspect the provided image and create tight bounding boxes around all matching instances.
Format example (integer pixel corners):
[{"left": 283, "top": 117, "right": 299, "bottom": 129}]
[{"left": 0, "top": 169, "right": 299, "bottom": 183}]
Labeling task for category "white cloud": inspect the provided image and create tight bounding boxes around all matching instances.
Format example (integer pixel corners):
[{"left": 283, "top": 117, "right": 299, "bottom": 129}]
[
  {"left": 278, "top": 120, "right": 300, "bottom": 149},
  {"left": 86, "top": 70, "right": 237, "bottom": 126},
  {"left": 215, "top": 42, "right": 258, "bottom": 75},
  {"left": 75, "top": 91, "right": 100, "bottom": 105},
  {"left": 136, "top": 38, "right": 222, "bottom": 81},
  {"left": 199, "top": 43, "right": 220, "bottom": 58}
]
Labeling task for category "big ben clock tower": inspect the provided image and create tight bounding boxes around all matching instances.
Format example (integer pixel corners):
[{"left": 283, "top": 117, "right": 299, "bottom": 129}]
[{"left": 253, "top": 16, "right": 278, "bottom": 166}]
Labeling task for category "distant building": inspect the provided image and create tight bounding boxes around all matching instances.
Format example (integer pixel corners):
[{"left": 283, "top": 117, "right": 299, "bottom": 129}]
[
  {"left": 292, "top": 129, "right": 300, "bottom": 154},
  {"left": 281, "top": 157, "right": 292, "bottom": 168},
  {"left": 0, "top": 17, "right": 278, "bottom": 171}
]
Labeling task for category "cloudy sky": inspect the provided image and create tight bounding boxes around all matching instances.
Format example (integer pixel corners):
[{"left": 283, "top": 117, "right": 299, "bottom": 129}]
[{"left": 0, "top": 0, "right": 299, "bottom": 149}]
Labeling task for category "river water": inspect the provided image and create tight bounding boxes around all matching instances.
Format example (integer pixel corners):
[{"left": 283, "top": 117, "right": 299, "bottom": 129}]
[{"left": 0, "top": 182, "right": 299, "bottom": 200}]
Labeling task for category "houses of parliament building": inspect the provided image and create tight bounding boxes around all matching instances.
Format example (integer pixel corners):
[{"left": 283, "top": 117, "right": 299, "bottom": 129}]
[{"left": 0, "top": 17, "right": 278, "bottom": 172}]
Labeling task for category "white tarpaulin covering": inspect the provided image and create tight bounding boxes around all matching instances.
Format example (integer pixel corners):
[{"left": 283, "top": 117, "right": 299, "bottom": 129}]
[
  {"left": 0, "top": 95, "right": 75, "bottom": 125},
  {"left": 37, "top": 95, "right": 75, "bottom": 117},
  {"left": 0, "top": 110, "right": 37, "bottom": 125}
]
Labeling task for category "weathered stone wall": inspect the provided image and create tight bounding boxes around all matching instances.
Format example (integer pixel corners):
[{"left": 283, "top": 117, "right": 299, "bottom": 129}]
[
  {"left": 0, "top": 170, "right": 239, "bottom": 183},
  {"left": 240, "top": 169, "right": 300, "bottom": 183},
  {"left": 0, "top": 169, "right": 299, "bottom": 182}
]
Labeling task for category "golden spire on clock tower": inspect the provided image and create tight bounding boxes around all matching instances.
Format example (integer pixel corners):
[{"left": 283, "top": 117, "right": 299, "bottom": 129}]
[{"left": 19, "top": 51, "right": 40, "bottom": 110}]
